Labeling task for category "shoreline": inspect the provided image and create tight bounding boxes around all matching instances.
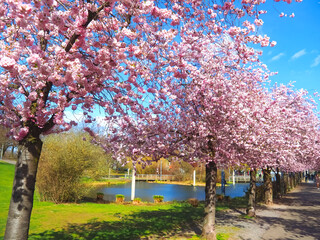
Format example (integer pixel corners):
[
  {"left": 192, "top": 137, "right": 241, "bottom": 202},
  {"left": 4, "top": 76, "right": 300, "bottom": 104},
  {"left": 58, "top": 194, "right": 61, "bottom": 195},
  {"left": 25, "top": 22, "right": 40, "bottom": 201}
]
[{"left": 86, "top": 179, "right": 232, "bottom": 188}]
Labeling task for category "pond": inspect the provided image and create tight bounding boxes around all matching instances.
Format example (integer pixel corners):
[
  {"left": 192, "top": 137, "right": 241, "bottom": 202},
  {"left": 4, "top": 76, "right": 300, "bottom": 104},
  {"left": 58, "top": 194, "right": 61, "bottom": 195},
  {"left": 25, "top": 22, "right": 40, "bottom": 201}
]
[{"left": 89, "top": 182, "right": 250, "bottom": 202}]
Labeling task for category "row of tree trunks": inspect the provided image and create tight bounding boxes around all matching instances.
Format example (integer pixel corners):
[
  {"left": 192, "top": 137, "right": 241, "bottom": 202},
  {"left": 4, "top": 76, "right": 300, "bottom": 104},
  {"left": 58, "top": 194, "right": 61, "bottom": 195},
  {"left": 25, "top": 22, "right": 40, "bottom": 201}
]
[{"left": 247, "top": 169, "right": 303, "bottom": 218}]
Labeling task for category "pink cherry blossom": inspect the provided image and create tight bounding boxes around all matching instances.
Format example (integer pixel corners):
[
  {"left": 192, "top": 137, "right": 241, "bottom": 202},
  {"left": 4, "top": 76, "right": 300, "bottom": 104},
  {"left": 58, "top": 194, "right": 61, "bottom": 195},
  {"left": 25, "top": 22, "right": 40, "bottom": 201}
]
[
  {"left": 254, "top": 19, "right": 264, "bottom": 26},
  {"left": 0, "top": 56, "right": 15, "bottom": 69},
  {"left": 15, "top": 127, "right": 29, "bottom": 141},
  {"left": 28, "top": 92, "right": 38, "bottom": 102},
  {"left": 270, "top": 41, "right": 277, "bottom": 47}
]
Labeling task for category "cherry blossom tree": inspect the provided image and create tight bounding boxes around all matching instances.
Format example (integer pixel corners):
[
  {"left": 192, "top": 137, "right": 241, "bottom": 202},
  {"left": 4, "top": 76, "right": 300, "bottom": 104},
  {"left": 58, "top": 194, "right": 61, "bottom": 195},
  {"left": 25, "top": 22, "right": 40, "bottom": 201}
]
[{"left": 0, "top": 0, "right": 182, "bottom": 238}]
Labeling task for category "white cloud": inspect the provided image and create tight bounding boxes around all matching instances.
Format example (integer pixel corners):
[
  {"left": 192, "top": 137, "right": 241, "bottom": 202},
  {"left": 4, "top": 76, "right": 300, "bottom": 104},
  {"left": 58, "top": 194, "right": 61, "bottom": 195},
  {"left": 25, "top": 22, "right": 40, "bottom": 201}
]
[
  {"left": 271, "top": 53, "right": 285, "bottom": 61},
  {"left": 291, "top": 49, "right": 306, "bottom": 60},
  {"left": 311, "top": 55, "right": 320, "bottom": 67}
]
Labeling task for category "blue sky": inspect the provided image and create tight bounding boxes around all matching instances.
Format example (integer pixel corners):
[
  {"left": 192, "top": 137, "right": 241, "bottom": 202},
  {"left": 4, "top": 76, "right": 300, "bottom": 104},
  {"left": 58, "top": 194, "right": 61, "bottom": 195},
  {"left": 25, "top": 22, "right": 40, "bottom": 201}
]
[{"left": 258, "top": 1, "right": 320, "bottom": 95}]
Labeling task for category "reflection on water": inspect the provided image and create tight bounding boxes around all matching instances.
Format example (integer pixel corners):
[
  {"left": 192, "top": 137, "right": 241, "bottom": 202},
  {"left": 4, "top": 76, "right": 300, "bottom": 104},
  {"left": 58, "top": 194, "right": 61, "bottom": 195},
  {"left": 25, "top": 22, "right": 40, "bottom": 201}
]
[{"left": 89, "top": 182, "right": 250, "bottom": 202}]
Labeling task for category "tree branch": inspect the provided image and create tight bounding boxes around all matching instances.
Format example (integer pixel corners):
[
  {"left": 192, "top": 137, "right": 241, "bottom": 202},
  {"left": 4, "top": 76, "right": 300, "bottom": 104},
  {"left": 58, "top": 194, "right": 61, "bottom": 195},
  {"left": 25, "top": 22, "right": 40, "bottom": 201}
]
[{"left": 65, "top": 2, "right": 110, "bottom": 52}]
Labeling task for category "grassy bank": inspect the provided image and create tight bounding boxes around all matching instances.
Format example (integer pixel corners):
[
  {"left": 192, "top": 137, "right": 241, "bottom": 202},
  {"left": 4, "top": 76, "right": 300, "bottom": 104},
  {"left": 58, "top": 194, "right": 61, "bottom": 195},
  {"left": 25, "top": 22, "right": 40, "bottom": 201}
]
[
  {"left": 154, "top": 180, "right": 230, "bottom": 187},
  {"left": 0, "top": 161, "right": 244, "bottom": 239},
  {"left": 82, "top": 177, "right": 131, "bottom": 188}
]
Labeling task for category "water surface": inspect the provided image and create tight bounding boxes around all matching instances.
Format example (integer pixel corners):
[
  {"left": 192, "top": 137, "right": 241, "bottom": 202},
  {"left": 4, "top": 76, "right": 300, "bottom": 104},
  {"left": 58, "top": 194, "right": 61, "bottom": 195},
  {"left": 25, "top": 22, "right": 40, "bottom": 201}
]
[{"left": 90, "top": 182, "right": 249, "bottom": 202}]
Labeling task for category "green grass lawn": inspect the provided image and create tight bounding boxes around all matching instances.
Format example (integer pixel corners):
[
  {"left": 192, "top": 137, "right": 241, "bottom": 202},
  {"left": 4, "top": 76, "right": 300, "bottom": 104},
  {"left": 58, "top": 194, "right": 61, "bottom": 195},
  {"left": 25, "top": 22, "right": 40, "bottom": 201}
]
[
  {"left": 0, "top": 161, "right": 245, "bottom": 239},
  {"left": 0, "top": 161, "right": 15, "bottom": 237}
]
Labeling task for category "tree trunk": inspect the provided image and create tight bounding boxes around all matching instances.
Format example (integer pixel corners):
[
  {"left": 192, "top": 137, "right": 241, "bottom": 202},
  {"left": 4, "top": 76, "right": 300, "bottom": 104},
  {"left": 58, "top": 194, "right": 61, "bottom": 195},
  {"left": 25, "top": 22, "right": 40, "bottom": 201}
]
[
  {"left": 275, "top": 168, "right": 281, "bottom": 199},
  {"left": 280, "top": 171, "right": 285, "bottom": 196},
  {"left": 202, "top": 161, "right": 217, "bottom": 240},
  {"left": 293, "top": 173, "right": 296, "bottom": 187},
  {"left": 289, "top": 173, "right": 293, "bottom": 190},
  {"left": 247, "top": 169, "right": 256, "bottom": 217},
  {"left": 4, "top": 137, "right": 42, "bottom": 240},
  {"left": 284, "top": 173, "right": 289, "bottom": 194},
  {"left": 263, "top": 167, "right": 273, "bottom": 205},
  {"left": 11, "top": 146, "right": 15, "bottom": 158},
  {"left": 295, "top": 173, "right": 299, "bottom": 186}
]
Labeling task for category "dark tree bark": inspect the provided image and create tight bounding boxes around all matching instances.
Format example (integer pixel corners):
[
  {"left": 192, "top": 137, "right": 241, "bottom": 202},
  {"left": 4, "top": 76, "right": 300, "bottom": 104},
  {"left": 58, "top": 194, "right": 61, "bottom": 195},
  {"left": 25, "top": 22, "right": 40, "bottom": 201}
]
[
  {"left": 284, "top": 172, "right": 289, "bottom": 194},
  {"left": 298, "top": 172, "right": 302, "bottom": 184},
  {"left": 247, "top": 169, "right": 256, "bottom": 217},
  {"left": 263, "top": 167, "right": 273, "bottom": 205},
  {"left": 289, "top": 172, "right": 293, "bottom": 189},
  {"left": 4, "top": 135, "right": 42, "bottom": 240},
  {"left": 280, "top": 171, "right": 285, "bottom": 196},
  {"left": 202, "top": 160, "right": 217, "bottom": 240},
  {"left": 275, "top": 168, "right": 281, "bottom": 199}
]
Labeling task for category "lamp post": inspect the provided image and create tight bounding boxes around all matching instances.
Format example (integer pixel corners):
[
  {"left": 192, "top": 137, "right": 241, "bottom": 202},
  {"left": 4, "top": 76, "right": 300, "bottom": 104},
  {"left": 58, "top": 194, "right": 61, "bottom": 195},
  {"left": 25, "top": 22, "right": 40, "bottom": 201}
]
[{"left": 131, "top": 168, "right": 136, "bottom": 201}]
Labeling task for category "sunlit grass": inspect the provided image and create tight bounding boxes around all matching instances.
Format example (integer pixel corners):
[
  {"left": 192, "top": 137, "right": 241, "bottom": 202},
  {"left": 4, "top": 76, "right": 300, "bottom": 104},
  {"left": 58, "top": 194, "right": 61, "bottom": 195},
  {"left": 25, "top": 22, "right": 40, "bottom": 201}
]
[{"left": 0, "top": 161, "right": 15, "bottom": 237}]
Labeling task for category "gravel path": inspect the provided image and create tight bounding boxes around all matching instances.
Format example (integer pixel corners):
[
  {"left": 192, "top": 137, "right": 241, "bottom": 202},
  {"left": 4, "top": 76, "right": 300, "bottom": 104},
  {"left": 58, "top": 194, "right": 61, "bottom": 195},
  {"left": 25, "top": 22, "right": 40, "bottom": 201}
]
[
  {"left": 224, "top": 182, "right": 320, "bottom": 240},
  {"left": 0, "top": 159, "right": 16, "bottom": 165}
]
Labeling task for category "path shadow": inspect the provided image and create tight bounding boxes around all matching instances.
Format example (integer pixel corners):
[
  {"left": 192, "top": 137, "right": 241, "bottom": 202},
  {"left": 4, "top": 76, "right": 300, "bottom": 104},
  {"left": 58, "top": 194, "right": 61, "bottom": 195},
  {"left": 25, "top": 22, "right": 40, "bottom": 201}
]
[
  {"left": 239, "top": 182, "right": 320, "bottom": 240},
  {"left": 256, "top": 207, "right": 320, "bottom": 240},
  {"left": 28, "top": 203, "right": 204, "bottom": 240},
  {"left": 257, "top": 183, "right": 320, "bottom": 240}
]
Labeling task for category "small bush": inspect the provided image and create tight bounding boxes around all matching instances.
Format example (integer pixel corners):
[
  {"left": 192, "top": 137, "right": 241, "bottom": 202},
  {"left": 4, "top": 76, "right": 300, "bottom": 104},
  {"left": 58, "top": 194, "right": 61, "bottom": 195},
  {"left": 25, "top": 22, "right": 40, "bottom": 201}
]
[
  {"left": 96, "top": 192, "right": 104, "bottom": 200},
  {"left": 133, "top": 197, "right": 141, "bottom": 204},
  {"left": 116, "top": 194, "right": 125, "bottom": 203},
  {"left": 188, "top": 198, "right": 199, "bottom": 207},
  {"left": 153, "top": 195, "right": 164, "bottom": 203},
  {"left": 216, "top": 194, "right": 224, "bottom": 202}
]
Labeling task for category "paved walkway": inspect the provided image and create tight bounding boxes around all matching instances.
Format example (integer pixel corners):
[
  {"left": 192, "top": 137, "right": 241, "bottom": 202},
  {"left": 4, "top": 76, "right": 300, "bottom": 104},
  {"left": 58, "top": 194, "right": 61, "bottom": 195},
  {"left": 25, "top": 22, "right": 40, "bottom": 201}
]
[{"left": 222, "top": 182, "right": 320, "bottom": 240}]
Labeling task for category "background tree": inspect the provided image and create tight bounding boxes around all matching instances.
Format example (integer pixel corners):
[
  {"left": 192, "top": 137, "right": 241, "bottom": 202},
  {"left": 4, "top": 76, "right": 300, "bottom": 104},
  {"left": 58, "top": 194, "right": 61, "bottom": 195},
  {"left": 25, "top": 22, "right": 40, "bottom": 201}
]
[{"left": 0, "top": 127, "right": 17, "bottom": 159}]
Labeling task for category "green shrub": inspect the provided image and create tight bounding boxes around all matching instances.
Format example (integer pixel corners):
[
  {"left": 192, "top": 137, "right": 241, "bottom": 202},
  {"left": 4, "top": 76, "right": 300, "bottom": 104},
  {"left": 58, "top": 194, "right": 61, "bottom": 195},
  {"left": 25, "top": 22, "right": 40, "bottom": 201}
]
[
  {"left": 96, "top": 192, "right": 104, "bottom": 200},
  {"left": 153, "top": 195, "right": 164, "bottom": 203},
  {"left": 36, "top": 131, "right": 109, "bottom": 203},
  {"left": 133, "top": 197, "right": 141, "bottom": 203},
  {"left": 115, "top": 194, "right": 125, "bottom": 203}
]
